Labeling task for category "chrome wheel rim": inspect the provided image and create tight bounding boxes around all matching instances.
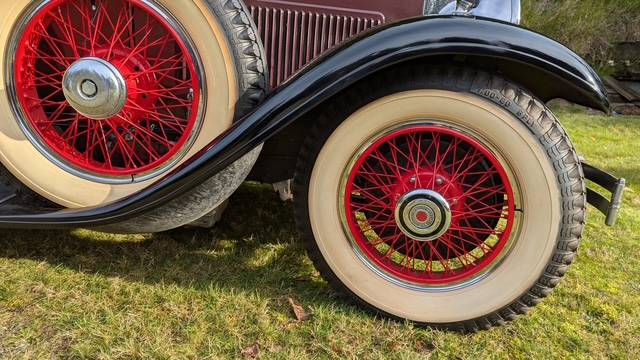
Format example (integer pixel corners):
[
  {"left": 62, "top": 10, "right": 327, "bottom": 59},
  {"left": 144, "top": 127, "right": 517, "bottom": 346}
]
[
  {"left": 6, "top": 0, "right": 206, "bottom": 183},
  {"left": 339, "top": 122, "right": 523, "bottom": 290}
]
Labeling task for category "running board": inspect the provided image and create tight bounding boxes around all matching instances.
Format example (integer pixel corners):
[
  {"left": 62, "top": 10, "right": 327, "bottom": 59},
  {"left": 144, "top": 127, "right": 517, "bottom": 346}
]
[{"left": 582, "top": 163, "right": 626, "bottom": 226}]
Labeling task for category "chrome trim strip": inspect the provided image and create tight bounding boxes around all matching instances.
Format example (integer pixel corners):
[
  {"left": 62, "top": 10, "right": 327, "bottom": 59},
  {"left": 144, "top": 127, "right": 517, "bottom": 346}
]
[{"left": 424, "top": 0, "right": 522, "bottom": 25}]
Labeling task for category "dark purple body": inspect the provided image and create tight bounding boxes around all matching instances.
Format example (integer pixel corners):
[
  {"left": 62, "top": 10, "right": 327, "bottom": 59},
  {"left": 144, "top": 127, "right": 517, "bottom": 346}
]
[{"left": 244, "top": 0, "right": 424, "bottom": 87}]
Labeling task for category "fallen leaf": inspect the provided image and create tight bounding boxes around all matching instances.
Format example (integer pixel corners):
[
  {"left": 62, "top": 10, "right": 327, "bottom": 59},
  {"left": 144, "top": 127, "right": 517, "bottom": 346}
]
[
  {"left": 288, "top": 297, "right": 311, "bottom": 321},
  {"left": 416, "top": 340, "right": 436, "bottom": 354},
  {"left": 241, "top": 343, "right": 260, "bottom": 359}
]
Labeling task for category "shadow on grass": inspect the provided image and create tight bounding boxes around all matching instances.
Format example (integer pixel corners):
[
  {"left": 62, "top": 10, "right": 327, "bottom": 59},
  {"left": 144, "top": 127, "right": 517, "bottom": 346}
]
[{"left": 0, "top": 184, "right": 335, "bottom": 303}]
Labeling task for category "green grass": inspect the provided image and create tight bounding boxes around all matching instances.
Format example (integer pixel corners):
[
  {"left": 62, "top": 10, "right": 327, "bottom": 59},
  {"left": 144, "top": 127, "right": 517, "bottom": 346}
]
[
  {"left": 522, "top": 0, "right": 640, "bottom": 69},
  {"left": 1, "top": 110, "right": 639, "bottom": 359}
]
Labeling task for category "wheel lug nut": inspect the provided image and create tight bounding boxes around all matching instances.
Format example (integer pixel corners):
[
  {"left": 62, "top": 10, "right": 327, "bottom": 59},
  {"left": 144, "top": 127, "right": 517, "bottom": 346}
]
[
  {"left": 80, "top": 79, "right": 98, "bottom": 98},
  {"left": 410, "top": 176, "right": 417, "bottom": 184},
  {"left": 435, "top": 177, "right": 445, "bottom": 185}
]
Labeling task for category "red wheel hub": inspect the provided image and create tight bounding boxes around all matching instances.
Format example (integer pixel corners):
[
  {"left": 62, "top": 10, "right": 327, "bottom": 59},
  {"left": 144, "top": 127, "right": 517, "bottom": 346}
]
[
  {"left": 13, "top": 0, "right": 201, "bottom": 179},
  {"left": 343, "top": 126, "right": 516, "bottom": 287},
  {"left": 415, "top": 210, "right": 429, "bottom": 223}
]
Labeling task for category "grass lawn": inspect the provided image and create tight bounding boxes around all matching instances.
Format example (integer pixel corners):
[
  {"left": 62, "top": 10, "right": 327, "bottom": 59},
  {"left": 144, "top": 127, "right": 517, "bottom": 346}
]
[
  {"left": 0, "top": 109, "right": 638, "bottom": 359},
  {"left": 522, "top": 0, "right": 640, "bottom": 69}
]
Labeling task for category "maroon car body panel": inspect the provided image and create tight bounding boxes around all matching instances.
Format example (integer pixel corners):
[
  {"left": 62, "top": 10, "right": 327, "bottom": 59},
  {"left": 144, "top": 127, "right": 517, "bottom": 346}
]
[{"left": 244, "top": 0, "right": 424, "bottom": 87}]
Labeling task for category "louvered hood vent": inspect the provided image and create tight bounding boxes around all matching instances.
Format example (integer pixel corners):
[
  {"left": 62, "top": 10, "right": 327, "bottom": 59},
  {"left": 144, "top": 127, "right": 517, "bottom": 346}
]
[{"left": 247, "top": 2, "right": 384, "bottom": 88}]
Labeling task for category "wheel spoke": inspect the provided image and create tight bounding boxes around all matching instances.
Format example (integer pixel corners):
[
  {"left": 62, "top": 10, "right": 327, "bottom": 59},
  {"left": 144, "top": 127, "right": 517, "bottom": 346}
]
[
  {"left": 13, "top": 0, "right": 201, "bottom": 177},
  {"left": 344, "top": 125, "right": 516, "bottom": 286}
]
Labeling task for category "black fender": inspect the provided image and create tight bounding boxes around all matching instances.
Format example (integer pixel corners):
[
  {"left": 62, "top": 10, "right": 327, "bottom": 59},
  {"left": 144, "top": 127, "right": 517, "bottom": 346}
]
[
  {"left": 250, "top": 13, "right": 614, "bottom": 183},
  {"left": 0, "top": 15, "right": 610, "bottom": 228}
]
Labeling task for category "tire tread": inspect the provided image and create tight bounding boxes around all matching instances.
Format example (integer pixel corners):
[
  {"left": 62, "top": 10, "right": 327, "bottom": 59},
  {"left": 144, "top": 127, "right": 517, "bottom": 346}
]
[
  {"left": 293, "top": 66, "right": 586, "bottom": 332},
  {"left": 94, "top": 0, "right": 267, "bottom": 233}
]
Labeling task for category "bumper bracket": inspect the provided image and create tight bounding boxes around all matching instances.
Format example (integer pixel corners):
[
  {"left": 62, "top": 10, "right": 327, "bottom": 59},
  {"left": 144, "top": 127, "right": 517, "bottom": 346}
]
[{"left": 582, "top": 163, "right": 626, "bottom": 226}]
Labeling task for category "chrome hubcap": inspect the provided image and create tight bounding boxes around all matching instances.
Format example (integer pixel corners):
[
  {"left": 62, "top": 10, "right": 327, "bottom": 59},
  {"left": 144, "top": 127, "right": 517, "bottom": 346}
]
[
  {"left": 62, "top": 57, "right": 127, "bottom": 120},
  {"left": 395, "top": 189, "right": 452, "bottom": 242}
]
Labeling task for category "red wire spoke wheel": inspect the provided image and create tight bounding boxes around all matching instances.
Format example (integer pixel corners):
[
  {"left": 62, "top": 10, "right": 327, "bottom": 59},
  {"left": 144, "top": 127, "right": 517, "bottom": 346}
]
[
  {"left": 12, "top": 0, "right": 202, "bottom": 180},
  {"left": 342, "top": 125, "right": 516, "bottom": 288},
  {"left": 1, "top": 0, "right": 265, "bottom": 226},
  {"left": 297, "top": 76, "right": 584, "bottom": 328}
]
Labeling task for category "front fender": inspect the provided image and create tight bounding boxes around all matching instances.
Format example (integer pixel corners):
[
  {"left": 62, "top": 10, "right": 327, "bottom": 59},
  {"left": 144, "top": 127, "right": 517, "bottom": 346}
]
[{"left": 0, "top": 15, "right": 610, "bottom": 228}]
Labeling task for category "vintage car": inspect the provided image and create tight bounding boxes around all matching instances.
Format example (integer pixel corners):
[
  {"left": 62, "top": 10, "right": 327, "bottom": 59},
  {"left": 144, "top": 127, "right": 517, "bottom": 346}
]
[{"left": 0, "top": 0, "right": 626, "bottom": 331}]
